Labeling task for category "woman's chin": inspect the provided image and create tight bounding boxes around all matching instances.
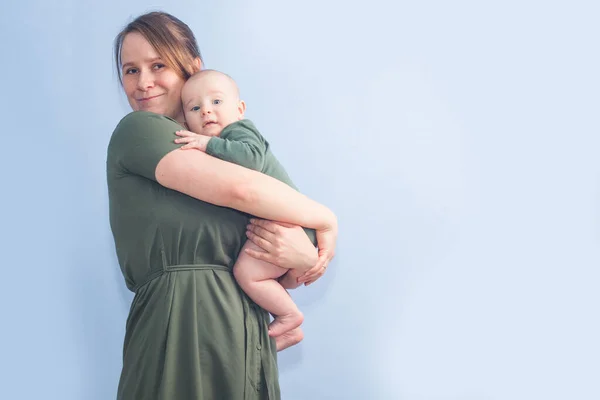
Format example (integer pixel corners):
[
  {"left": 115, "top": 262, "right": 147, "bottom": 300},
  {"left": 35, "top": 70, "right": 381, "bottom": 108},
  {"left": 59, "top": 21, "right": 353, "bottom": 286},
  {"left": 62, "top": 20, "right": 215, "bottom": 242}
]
[{"left": 137, "top": 105, "right": 164, "bottom": 115}]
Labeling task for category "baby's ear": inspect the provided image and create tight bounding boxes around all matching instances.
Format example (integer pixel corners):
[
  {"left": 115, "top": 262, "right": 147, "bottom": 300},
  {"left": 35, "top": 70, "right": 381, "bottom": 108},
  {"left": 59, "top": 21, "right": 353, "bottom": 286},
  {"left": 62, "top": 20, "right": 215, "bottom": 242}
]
[{"left": 238, "top": 100, "right": 246, "bottom": 119}]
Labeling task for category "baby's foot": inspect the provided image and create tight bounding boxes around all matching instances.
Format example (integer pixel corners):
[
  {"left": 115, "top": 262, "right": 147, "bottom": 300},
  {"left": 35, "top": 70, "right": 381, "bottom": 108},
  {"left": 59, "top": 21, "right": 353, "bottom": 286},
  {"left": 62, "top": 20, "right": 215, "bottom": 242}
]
[
  {"left": 275, "top": 327, "right": 304, "bottom": 352},
  {"left": 268, "top": 310, "right": 304, "bottom": 338}
]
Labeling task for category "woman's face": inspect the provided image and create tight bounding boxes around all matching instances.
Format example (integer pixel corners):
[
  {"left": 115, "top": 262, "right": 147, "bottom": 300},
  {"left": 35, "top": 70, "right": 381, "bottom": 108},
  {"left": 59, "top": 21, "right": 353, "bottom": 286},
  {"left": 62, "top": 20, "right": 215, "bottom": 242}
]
[{"left": 120, "top": 32, "right": 185, "bottom": 122}]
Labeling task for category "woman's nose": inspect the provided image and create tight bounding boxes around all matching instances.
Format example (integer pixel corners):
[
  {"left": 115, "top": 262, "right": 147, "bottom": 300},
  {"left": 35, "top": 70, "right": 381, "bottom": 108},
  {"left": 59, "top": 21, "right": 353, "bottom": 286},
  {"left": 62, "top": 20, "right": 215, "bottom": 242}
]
[{"left": 137, "top": 70, "right": 155, "bottom": 91}]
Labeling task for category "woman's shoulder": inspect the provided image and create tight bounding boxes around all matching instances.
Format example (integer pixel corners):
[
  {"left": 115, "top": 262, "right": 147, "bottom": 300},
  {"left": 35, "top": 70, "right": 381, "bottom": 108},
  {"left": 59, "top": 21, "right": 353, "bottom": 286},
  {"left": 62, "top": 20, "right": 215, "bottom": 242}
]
[
  {"left": 107, "top": 111, "right": 183, "bottom": 162},
  {"left": 109, "top": 111, "right": 181, "bottom": 145},
  {"left": 114, "top": 111, "right": 180, "bottom": 133}
]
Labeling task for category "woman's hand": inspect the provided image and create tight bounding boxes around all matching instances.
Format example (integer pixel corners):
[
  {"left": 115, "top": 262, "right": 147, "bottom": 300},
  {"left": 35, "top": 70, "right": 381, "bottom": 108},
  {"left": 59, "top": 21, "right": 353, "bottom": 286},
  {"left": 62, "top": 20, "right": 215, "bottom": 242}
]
[
  {"left": 297, "top": 224, "right": 337, "bottom": 286},
  {"left": 244, "top": 219, "right": 318, "bottom": 272},
  {"left": 245, "top": 217, "right": 338, "bottom": 286}
]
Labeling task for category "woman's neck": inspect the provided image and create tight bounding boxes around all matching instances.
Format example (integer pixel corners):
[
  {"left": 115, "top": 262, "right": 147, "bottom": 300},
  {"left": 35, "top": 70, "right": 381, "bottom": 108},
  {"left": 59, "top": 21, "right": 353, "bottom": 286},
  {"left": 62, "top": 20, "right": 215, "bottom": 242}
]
[{"left": 172, "top": 111, "right": 187, "bottom": 128}]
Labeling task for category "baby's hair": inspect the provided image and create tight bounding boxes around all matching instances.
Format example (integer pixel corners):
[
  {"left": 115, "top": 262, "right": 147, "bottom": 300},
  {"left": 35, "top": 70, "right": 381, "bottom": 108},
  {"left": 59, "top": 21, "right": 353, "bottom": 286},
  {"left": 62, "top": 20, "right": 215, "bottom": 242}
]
[{"left": 188, "top": 69, "right": 240, "bottom": 98}]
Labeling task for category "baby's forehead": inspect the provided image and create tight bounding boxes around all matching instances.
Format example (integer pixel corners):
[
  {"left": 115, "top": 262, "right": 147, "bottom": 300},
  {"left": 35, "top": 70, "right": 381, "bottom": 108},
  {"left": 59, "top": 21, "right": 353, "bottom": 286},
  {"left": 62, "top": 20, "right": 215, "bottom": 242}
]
[
  {"left": 184, "top": 87, "right": 234, "bottom": 105},
  {"left": 193, "top": 71, "right": 236, "bottom": 87}
]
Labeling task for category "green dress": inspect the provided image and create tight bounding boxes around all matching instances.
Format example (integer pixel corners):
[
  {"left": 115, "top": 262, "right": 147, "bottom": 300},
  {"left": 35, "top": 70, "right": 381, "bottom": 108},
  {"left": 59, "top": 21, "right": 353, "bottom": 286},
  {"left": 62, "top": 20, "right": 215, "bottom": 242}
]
[{"left": 107, "top": 111, "right": 280, "bottom": 400}]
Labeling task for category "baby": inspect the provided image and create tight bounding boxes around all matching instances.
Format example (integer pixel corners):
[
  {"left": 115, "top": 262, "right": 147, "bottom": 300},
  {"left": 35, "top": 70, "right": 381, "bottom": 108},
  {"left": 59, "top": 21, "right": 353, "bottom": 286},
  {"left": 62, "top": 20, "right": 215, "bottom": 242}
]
[{"left": 174, "top": 69, "right": 316, "bottom": 351}]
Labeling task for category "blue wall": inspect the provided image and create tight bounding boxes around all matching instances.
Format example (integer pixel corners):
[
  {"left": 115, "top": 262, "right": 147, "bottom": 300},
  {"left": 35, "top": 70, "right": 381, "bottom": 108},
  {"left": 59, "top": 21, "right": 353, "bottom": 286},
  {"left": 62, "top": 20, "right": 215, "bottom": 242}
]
[{"left": 2, "top": 1, "right": 599, "bottom": 399}]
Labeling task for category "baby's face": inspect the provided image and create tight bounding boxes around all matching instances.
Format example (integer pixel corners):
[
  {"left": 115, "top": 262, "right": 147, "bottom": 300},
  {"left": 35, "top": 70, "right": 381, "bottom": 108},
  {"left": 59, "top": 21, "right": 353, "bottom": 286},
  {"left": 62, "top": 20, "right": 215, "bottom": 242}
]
[{"left": 182, "top": 72, "right": 245, "bottom": 136}]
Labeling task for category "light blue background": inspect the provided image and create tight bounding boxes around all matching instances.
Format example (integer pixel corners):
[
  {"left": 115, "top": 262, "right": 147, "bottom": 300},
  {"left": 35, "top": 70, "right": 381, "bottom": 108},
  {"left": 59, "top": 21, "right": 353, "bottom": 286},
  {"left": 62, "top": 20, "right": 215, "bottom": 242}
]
[{"left": 1, "top": 1, "right": 599, "bottom": 399}]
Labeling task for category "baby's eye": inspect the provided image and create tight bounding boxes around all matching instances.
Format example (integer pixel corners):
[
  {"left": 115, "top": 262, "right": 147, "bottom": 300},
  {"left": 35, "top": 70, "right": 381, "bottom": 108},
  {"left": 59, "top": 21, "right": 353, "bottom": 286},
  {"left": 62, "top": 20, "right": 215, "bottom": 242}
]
[
  {"left": 212, "top": 99, "right": 222, "bottom": 105},
  {"left": 190, "top": 106, "right": 201, "bottom": 112}
]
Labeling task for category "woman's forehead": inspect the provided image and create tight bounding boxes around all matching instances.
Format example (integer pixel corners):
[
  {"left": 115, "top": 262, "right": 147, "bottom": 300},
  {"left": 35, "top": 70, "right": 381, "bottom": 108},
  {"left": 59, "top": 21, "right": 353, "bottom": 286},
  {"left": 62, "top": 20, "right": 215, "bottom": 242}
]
[{"left": 121, "top": 32, "right": 160, "bottom": 65}]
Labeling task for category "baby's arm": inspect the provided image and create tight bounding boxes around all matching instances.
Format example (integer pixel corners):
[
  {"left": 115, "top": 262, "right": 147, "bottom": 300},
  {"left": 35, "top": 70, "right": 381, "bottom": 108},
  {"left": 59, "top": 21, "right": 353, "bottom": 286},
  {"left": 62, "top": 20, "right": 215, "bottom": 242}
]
[
  {"left": 175, "top": 120, "right": 267, "bottom": 171},
  {"left": 206, "top": 121, "right": 267, "bottom": 171}
]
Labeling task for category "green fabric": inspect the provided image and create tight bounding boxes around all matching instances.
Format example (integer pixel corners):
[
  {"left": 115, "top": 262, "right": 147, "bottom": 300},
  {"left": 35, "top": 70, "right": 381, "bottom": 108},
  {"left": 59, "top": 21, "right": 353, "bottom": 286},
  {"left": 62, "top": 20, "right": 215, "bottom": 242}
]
[
  {"left": 206, "top": 119, "right": 317, "bottom": 245},
  {"left": 107, "top": 111, "right": 280, "bottom": 400}
]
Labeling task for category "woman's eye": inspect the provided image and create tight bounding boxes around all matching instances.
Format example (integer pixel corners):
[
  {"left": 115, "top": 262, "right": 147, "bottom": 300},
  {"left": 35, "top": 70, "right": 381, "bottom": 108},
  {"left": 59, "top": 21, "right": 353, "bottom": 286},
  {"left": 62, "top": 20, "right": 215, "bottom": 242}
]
[
  {"left": 153, "top": 63, "right": 165, "bottom": 70},
  {"left": 191, "top": 106, "right": 200, "bottom": 112},
  {"left": 212, "top": 99, "right": 222, "bottom": 105},
  {"left": 125, "top": 68, "right": 138, "bottom": 75}
]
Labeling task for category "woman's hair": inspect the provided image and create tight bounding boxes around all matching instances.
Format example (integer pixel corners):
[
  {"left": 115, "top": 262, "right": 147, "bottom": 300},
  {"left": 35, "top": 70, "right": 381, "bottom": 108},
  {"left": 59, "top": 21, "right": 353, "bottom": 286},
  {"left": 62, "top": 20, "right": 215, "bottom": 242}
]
[{"left": 114, "top": 11, "right": 203, "bottom": 85}]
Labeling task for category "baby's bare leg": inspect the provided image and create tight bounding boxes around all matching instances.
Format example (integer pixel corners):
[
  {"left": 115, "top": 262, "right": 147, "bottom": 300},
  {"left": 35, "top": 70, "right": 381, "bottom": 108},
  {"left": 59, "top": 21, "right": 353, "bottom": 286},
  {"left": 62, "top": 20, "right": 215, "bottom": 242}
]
[{"left": 234, "top": 241, "right": 304, "bottom": 338}]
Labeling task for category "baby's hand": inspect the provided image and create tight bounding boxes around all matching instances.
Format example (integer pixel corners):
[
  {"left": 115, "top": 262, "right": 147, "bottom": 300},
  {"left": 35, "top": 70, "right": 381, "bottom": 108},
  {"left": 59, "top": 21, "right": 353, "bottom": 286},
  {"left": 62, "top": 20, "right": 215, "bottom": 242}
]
[{"left": 174, "top": 130, "right": 211, "bottom": 152}]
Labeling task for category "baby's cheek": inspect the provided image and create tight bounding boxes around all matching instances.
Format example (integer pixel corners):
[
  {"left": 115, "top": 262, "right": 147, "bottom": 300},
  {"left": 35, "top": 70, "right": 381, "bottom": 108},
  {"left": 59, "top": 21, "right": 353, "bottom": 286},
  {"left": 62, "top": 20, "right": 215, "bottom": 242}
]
[{"left": 185, "top": 117, "right": 202, "bottom": 133}]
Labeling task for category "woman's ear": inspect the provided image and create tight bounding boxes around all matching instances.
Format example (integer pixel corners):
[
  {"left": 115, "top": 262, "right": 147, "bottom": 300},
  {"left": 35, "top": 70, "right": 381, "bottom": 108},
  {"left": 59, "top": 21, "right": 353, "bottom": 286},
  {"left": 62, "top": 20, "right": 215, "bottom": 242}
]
[{"left": 193, "top": 57, "right": 202, "bottom": 72}]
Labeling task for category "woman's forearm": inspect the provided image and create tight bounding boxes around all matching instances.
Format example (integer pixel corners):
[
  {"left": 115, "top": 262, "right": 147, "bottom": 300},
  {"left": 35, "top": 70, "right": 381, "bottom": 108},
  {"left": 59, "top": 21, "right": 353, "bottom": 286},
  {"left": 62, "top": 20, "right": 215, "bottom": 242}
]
[
  {"left": 234, "top": 174, "right": 336, "bottom": 231},
  {"left": 156, "top": 149, "right": 336, "bottom": 230}
]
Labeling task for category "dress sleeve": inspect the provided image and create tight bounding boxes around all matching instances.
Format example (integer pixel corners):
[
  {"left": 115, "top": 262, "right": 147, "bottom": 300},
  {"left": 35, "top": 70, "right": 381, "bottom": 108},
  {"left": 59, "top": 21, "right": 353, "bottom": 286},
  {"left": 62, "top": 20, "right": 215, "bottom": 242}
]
[
  {"left": 205, "top": 119, "right": 268, "bottom": 171},
  {"left": 107, "top": 111, "right": 183, "bottom": 181}
]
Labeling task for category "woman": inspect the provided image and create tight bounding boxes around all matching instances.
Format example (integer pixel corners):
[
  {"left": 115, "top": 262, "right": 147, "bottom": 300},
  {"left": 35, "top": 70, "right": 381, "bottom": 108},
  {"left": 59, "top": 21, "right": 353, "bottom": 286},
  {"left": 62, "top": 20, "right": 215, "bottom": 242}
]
[{"left": 107, "top": 11, "right": 337, "bottom": 400}]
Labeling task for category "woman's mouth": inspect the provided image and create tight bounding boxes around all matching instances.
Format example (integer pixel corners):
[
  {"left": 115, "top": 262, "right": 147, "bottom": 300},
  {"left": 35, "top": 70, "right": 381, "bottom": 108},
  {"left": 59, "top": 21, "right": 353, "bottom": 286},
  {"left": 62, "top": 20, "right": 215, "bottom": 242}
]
[{"left": 137, "top": 94, "right": 164, "bottom": 102}]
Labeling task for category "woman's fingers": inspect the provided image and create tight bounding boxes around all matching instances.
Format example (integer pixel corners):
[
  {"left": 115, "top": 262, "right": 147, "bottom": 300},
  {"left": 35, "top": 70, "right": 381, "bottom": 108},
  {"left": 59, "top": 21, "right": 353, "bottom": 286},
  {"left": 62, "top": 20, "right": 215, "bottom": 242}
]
[
  {"left": 243, "top": 245, "right": 274, "bottom": 263},
  {"left": 249, "top": 218, "right": 278, "bottom": 234},
  {"left": 246, "top": 230, "right": 274, "bottom": 252},
  {"left": 297, "top": 251, "right": 332, "bottom": 284},
  {"left": 301, "top": 265, "right": 326, "bottom": 286},
  {"left": 247, "top": 223, "right": 276, "bottom": 242},
  {"left": 304, "top": 275, "right": 320, "bottom": 286},
  {"left": 305, "top": 227, "right": 336, "bottom": 284}
]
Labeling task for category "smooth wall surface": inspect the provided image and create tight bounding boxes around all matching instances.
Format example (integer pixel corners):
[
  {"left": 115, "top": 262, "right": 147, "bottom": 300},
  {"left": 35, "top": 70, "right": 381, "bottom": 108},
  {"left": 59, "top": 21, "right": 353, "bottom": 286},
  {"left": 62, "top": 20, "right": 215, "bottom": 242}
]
[{"left": 1, "top": 1, "right": 599, "bottom": 399}]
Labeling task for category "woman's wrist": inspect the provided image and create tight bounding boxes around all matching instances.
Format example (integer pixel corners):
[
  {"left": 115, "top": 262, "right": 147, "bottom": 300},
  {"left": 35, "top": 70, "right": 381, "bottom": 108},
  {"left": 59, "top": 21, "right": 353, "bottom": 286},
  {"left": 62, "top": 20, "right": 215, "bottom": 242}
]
[
  {"left": 320, "top": 209, "right": 338, "bottom": 232},
  {"left": 312, "top": 206, "right": 337, "bottom": 231}
]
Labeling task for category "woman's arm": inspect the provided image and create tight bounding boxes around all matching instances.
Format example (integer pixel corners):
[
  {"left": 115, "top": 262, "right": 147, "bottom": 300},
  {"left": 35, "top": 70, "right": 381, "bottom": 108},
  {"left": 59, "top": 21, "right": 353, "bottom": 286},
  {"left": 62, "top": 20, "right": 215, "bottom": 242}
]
[
  {"left": 156, "top": 149, "right": 336, "bottom": 230},
  {"left": 156, "top": 149, "right": 337, "bottom": 271}
]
